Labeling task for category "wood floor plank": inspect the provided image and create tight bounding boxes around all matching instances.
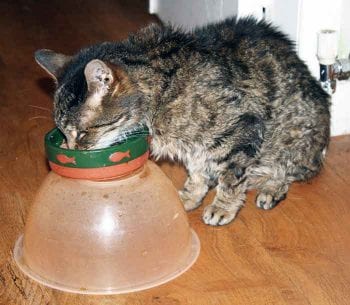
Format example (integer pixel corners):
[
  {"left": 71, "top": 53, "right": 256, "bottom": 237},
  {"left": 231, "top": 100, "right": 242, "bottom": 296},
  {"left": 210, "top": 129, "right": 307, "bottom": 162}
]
[{"left": 1, "top": 1, "right": 349, "bottom": 304}]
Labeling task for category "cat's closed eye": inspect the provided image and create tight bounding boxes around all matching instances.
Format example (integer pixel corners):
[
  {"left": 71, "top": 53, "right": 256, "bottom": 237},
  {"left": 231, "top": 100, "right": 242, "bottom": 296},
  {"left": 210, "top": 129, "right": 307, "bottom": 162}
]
[{"left": 78, "top": 131, "right": 87, "bottom": 140}]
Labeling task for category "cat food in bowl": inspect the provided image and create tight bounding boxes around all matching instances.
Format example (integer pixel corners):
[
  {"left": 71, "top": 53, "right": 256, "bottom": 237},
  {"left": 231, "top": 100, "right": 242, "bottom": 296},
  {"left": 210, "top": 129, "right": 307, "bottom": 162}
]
[{"left": 14, "top": 128, "right": 200, "bottom": 294}]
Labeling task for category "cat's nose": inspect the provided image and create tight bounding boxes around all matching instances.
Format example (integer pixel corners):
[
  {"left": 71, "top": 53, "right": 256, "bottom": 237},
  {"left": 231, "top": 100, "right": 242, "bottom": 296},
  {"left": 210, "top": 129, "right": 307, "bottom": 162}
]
[
  {"left": 66, "top": 137, "right": 77, "bottom": 149},
  {"left": 66, "top": 130, "right": 78, "bottom": 149},
  {"left": 67, "top": 141, "right": 77, "bottom": 149}
]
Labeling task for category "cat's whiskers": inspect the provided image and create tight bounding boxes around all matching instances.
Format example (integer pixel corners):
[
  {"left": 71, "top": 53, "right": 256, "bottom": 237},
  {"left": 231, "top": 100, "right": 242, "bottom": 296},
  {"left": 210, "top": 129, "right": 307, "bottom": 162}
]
[
  {"left": 28, "top": 115, "right": 51, "bottom": 121},
  {"left": 28, "top": 105, "right": 51, "bottom": 112}
]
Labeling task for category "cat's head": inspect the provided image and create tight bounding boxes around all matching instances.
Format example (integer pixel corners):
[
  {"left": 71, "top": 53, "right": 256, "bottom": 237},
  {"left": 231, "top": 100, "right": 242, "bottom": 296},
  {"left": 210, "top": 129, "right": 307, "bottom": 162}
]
[{"left": 35, "top": 49, "right": 144, "bottom": 149}]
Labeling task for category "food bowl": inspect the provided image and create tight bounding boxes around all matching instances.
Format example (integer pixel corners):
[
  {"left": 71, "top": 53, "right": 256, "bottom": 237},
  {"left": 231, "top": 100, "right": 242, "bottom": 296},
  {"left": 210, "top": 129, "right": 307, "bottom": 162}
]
[{"left": 14, "top": 128, "right": 200, "bottom": 294}]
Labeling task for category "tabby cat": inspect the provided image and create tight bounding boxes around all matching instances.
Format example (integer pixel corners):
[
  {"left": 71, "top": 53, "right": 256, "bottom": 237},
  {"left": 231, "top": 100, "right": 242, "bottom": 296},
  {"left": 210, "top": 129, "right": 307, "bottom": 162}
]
[{"left": 35, "top": 17, "right": 330, "bottom": 226}]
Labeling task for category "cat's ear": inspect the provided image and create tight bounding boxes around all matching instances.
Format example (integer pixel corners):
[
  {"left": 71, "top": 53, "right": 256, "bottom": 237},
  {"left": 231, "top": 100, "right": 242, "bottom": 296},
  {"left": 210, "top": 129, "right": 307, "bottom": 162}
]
[
  {"left": 84, "top": 59, "right": 114, "bottom": 93},
  {"left": 35, "top": 49, "right": 72, "bottom": 80}
]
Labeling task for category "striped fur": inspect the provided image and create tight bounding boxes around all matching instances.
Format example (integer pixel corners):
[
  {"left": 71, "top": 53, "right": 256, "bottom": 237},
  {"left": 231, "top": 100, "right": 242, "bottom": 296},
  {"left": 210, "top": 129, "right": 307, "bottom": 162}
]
[{"left": 35, "top": 17, "right": 330, "bottom": 225}]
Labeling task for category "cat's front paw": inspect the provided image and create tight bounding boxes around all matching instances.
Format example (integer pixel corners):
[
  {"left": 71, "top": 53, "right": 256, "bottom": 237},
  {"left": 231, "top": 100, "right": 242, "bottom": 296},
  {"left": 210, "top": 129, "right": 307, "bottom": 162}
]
[
  {"left": 178, "top": 190, "right": 202, "bottom": 211},
  {"left": 202, "top": 204, "right": 237, "bottom": 226}
]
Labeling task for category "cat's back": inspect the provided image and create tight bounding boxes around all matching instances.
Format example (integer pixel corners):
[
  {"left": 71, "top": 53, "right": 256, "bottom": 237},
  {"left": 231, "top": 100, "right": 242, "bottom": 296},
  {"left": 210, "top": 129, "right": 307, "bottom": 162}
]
[
  {"left": 193, "top": 16, "right": 294, "bottom": 55},
  {"left": 192, "top": 17, "right": 329, "bottom": 109}
]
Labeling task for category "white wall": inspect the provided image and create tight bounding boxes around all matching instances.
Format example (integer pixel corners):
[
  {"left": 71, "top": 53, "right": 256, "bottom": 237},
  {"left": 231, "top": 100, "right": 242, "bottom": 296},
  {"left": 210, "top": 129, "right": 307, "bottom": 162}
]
[
  {"left": 339, "top": 0, "right": 350, "bottom": 59},
  {"left": 331, "top": 80, "right": 350, "bottom": 136},
  {"left": 236, "top": 0, "right": 301, "bottom": 44},
  {"left": 269, "top": 0, "right": 301, "bottom": 45},
  {"left": 149, "top": 0, "right": 238, "bottom": 30},
  {"left": 335, "top": 1, "right": 350, "bottom": 136}
]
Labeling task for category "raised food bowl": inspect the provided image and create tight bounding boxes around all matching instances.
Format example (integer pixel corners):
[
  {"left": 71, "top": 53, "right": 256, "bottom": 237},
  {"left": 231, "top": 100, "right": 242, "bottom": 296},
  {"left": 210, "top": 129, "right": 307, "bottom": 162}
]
[{"left": 14, "top": 128, "right": 200, "bottom": 294}]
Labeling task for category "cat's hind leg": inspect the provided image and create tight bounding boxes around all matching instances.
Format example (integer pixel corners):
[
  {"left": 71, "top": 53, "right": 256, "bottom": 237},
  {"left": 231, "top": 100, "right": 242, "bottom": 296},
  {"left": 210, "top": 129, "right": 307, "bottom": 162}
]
[
  {"left": 256, "top": 183, "right": 289, "bottom": 210},
  {"left": 202, "top": 170, "right": 247, "bottom": 226},
  {"left": 248, "top": 164, "right": 291, "bottom": 210}
]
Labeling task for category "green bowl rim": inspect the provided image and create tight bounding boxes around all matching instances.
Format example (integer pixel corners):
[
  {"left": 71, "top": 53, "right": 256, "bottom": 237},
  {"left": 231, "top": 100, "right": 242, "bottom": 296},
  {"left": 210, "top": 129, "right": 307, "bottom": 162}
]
[{"left": 45, "top": 127, "right": 150, "bottom": 169}]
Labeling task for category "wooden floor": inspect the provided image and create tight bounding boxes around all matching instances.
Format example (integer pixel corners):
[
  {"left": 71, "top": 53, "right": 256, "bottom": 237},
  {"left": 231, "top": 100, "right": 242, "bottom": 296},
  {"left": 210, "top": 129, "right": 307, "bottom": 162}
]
[{"left": 1, "top": 1, "right": 350, "bottom": 304}]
